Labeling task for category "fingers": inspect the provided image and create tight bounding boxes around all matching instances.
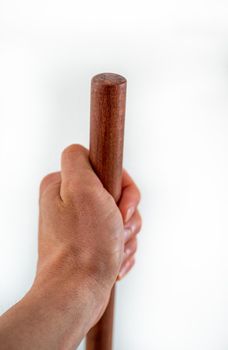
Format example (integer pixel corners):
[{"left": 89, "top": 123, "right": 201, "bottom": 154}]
[
  {"left": 124, "top": 209, "right": 142, "bottom": 243},
  {"left": 118, "top": 236, "right": 137, "bottom": 280},
  {"left": 39, "top": 172, "right": 61, "bottom": 200},
  {"left": 118, "top": 170, "right": 141, "bottom": 224},
  {"left": 117, "top": 170, "right": 142, "bottom": 280},
  {"left": 123, "top": 237, "right": 137, "bottom": 261}
]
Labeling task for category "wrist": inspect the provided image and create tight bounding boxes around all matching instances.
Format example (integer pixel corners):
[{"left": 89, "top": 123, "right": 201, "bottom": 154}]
[
  {"left": 32, "top": 250, "right": 109, "bottom": 349},
  {"left": 36, "top": 244, "right": 112, "bottom": 328},
  {"left": 31, "top": 270, "right": 106, "bottom": 347},
  {"left": 0, "top": 270, "right": 106, "bottom": 350}
]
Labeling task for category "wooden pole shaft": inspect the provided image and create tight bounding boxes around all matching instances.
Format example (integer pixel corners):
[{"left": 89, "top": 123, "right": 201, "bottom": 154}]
[{"left": 86, "top": 73, "right": 127, "bottom": 350}]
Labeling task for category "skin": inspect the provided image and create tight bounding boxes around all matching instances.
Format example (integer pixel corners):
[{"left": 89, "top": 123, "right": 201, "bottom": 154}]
[{"left": 0, "top": 144, "right": 142, "bottom": 350}]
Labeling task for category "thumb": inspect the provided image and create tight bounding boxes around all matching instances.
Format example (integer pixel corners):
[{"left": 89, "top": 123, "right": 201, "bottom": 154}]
[{"left": 60, "top": 144, "right": 99, "bottom": 201}]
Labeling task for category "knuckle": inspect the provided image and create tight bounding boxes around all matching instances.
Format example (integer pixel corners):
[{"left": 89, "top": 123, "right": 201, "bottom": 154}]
[{"left": 40, "top": 173, "right": 59, "bottom": 193}]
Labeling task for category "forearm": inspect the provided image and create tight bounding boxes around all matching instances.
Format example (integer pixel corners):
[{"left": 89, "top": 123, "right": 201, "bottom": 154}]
[{"left": 0, "top": 275, "right": 100, "bottom": 350}]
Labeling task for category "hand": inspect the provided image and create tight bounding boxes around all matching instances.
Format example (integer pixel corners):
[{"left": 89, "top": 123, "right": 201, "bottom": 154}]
[
  {"left": 36, "top": 144, "right": 141, "bottom": 323},
  {"left": 0, "top": 144, "right": 141, "bottom": 350}
]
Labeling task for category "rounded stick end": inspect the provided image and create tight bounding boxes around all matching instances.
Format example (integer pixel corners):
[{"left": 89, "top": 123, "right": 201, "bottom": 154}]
[{"left": 92, "top": 73, "right": 126, "bottom": 87}]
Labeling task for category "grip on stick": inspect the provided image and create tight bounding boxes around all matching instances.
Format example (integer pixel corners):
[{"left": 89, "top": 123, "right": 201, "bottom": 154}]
[{"left": 86, "top": 73, "right": 127, "bottom": 350}]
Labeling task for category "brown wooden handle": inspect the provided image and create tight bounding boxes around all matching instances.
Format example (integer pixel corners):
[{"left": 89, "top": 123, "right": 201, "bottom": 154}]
[{"left": 86, "top": 73, "right": 127, "bottom": 350}]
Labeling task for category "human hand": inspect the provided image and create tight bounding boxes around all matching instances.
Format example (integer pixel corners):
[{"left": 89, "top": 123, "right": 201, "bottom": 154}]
[
  {"left": 0, "top": 144, "right": 141, "bottom": 350},
  {"left": 36, "top": 143, "right": 141, "bottom": 318}
]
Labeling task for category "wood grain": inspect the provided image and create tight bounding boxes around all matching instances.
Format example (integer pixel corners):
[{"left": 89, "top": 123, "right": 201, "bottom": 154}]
[{"left": 86, "top": 73, "right": 127, "bottom": 350}]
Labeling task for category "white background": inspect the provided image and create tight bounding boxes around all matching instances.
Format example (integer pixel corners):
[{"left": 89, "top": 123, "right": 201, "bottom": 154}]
[{"left": 1, "top": 1, "right": 228, "bottom": 349}]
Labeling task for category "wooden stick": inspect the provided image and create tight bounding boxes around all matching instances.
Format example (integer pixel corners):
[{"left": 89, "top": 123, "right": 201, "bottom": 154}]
[{"left": 86, "top": 73, "right": 127, "bottom": 350}]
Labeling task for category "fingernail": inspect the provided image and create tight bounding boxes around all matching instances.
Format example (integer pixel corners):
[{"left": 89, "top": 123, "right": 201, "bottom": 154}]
[
  {"left": 124, "top": 247, "right": 131, "bottom": 256},
  {"left": 118, "top": 261, "right": 130, "bottom": 280},
  {"left": 125, "top": 206, "right": 134, "bottom": 223},
  {"left": 124, "top": 227, "right": 132, "bottom": 241}
]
